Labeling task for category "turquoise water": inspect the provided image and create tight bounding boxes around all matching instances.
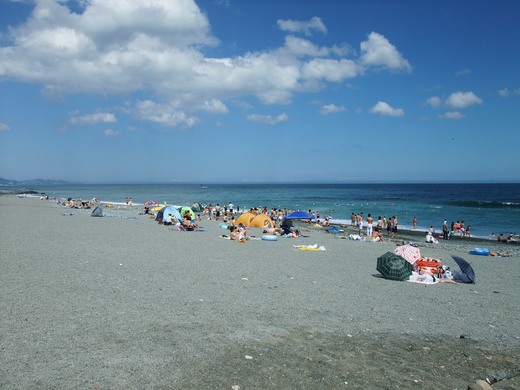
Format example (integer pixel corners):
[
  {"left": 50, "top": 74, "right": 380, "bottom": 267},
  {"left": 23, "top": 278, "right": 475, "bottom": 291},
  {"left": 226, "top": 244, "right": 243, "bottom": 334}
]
[{"left": 17, "top": 183, "right": 520, "bottom": 238}]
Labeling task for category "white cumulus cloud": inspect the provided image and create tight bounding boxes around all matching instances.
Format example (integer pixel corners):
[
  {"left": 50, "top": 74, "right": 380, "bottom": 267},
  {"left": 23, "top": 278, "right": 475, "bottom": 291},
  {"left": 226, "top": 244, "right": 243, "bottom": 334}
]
[
  {"left": 426, "top": 91, "right": 483, "bottom": 110},
  {"left": 0, "top": 2, "right": 413, "bottom": 129},
  {"left": 370, "top": 101, "right": 404, "bottom": 117},
  {"left": 445, "top": 91, "right": 483, "bottom": 108},
  {"left": 68, "top": 112, "right": 117, "bottom": 126},
  {"left": 246, "top": 113, "right": 288, "bottom": 125},
  {"left": 439, "top": 111, "right": 464, "bottom": 119},
  {"left": 104, "top": 128, "right": 119, "bottom": 137},
  {"left": 283, "top": 35, "right": 329, "bottom": 57},
  {"left": 360, "top": 32, "right": 412, "bottom": 72},
  {"left": 277, "top": 16, "right": 327, "bottom": 36},
  {"left": 426, "top": 96, "right": 442, "bottom": 107},
  {"left": 319, "top": 104, "right": 346, "bottom": 115},
  {"left": 498, "top": 87, "right": 520, "bottom": 97},
  {"left": 134, "top": 100, "right": 199, "bottom": 128}
]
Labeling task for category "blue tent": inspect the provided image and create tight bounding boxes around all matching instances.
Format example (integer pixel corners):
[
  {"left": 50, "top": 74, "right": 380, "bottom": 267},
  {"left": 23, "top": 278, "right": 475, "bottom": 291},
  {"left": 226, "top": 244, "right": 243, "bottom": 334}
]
[
  {"left": 285, "top": 211, "right": 314, "bottom": 219},
  {"left": 91, "top": 203, "right": 105, "bottom": 217},
  {"left": 155, "top": 205, "right": 182, "bottom": 223}
]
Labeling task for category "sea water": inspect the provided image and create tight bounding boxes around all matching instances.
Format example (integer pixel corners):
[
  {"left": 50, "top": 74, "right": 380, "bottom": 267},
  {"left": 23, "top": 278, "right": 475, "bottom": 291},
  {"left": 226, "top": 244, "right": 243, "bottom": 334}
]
[{"left": 17, "top": 183, "right": 520, "bottom": 239}]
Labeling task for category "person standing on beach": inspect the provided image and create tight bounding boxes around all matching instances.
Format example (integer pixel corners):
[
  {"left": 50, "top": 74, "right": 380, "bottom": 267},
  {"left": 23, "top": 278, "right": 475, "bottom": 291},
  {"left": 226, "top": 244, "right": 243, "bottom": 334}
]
[
  {"left": 357, "top": 213, "right": 364, "bottom": 235},
  {"left": 443, "top": 219, "right": 450, "bottom": 240},
  {"left": 376, "top": 216, "right": 383, "bottom": 233},
  {"left": 413, "top": 216, "right": 417, "bottom": 229},
  {"left": 392, "top": 216, "right": 398, "bottom": 238},
  {"left": 366, "top": 213, "right": 373, "bottom": 236},
  {"left": 386, "top": 217, "right": 393, "bottom": 237},
  {"left": 215, "top": 203, "right": 221, "bottom": 220}
]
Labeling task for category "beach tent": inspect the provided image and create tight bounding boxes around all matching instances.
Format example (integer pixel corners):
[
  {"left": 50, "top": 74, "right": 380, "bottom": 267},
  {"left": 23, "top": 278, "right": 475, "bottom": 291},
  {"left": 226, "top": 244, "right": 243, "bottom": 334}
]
[
  {"left": 165, "top": 205, "right": 183, "bottom": 224},
  {"left": 179, "top": 206, "right": 196, "bottom": 220},
  {"left": 155, "top": 205, "right": 182, "bottom": 223},
  {"left": 249, "top": 214, "right": 274, "bottom": 228},
  {"left": 91, "top": 203, "right": 105, "bottom": 217},
  {"left": 191, "top": 202, "right": 203, "bottom": 212},
  {"left": 235, "top": 212, "right": 256, "bottom": 226}
]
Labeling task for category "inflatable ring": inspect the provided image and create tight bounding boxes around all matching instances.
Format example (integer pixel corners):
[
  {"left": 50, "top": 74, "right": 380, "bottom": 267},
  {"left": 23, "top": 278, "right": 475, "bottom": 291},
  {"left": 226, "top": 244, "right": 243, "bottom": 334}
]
[
  {"left": 416, "top": 257, "right": 442, "bottom": 268},
  {"left": 261, "top": 234, "right": 278, "bottom": 241}
]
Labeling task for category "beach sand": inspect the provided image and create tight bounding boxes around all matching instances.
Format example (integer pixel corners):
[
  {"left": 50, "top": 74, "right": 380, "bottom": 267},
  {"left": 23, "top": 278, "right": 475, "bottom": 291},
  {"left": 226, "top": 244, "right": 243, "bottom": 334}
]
[{"left": 1, "top": 196, "right": 519, "bottom": 389}]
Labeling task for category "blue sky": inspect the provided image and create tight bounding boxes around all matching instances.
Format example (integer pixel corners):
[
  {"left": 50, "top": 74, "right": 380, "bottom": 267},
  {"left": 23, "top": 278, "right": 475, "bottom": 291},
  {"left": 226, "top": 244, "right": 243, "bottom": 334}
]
[{"left": 0, "top": 0, "right": 519, "bottom": 184}]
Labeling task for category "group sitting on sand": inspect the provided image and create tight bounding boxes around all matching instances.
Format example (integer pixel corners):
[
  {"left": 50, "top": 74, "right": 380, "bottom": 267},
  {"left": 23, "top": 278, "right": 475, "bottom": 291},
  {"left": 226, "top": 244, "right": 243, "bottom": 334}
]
[
  {"left": 229, "top": 224, "right": 247, "bottom": 241},
  {"left": 497, "top": 232, "right": 517, "bottom": 243}
]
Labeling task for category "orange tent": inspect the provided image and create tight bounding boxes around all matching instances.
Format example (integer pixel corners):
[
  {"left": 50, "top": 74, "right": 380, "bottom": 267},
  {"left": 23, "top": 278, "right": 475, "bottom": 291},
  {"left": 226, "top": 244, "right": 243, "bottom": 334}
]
[
  {"left": 249, "top": 214, "right": 274, "bottom": 228},
  {"left": 235, "top": 212, "right": 256, "bottom": 226}
]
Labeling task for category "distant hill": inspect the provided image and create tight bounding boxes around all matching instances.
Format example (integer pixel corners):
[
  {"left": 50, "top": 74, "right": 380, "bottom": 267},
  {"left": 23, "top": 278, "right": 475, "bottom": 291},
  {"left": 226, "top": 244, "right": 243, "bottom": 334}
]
[{"left": 0, "top": 178, "right": 69, "bottom": 186}]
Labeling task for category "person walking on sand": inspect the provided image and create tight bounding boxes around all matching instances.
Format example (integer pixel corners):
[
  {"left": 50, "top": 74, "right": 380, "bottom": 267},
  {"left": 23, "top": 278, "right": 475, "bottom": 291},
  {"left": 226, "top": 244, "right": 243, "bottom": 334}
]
[
  {"left": 443, "top": 219, "right": 450, "bottom": 240},
  {"left": 366, "top": 213, "right": 373, "bottom": 236}
]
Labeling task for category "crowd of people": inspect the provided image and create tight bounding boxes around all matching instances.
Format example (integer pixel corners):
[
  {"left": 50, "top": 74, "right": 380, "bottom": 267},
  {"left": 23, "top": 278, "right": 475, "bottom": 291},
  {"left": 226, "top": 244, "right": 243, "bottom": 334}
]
[
  {"left": 351, "top": 213, "right": 399, "bottom": 240},
  {"left": 53, "top": 193, "right": 518, "bottom": 247}
]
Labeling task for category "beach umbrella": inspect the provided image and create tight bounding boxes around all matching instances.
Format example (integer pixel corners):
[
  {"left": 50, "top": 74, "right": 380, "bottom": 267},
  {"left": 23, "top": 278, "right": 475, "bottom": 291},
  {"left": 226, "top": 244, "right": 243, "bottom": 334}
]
[
  {"left": 144, "top": 200, "right": 158, "bottom": 206},
  {"left": 376, "top": 252, "right": 413, "bottom": 281},
  {"left": 393, "top": 244, "right": 421, "bottom": 265},
  {"left": 451, "top": 255, "right": 476, "bottom": 283},
  {"left": 285, "top": 211, "right": 314, "bottom": 219},
  {"left": 179, "top": 206, "right": 196, "bottom": 219}
]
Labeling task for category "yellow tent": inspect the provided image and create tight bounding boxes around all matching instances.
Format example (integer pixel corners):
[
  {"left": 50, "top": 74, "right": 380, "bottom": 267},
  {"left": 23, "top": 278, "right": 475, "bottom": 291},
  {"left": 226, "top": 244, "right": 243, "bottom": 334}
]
[
  {"left": 235, "top": 212, "right": 256, "bottom": 226},
  {"left": 249, "top": 214, "right": 274, "bottom": 228}
]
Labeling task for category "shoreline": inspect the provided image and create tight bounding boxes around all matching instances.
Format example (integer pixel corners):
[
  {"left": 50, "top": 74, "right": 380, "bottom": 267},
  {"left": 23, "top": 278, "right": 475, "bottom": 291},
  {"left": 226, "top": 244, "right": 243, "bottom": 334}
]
[{"left": 2, "top": 183, "right": 519, "bottom": 239}]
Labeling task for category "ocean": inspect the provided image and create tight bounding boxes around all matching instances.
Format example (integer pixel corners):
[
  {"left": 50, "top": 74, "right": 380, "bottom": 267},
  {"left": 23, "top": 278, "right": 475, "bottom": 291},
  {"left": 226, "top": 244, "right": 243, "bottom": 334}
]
[{"left": 10, "top": 182, "right": 520, "bottom": 239}]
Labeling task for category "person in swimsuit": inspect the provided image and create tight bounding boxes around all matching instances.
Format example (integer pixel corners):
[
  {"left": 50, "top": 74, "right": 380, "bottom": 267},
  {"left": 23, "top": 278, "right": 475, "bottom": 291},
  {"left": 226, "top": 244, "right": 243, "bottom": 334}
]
[{"left": 366, "top": 214, "right": 373, "bottom": 236}]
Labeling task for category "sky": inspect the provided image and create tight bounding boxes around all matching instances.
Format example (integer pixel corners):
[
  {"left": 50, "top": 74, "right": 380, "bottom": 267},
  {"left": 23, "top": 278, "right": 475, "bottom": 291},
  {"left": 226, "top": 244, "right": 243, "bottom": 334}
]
[{"left": 0, "top": 0, "right": 519, "bottom": 184}]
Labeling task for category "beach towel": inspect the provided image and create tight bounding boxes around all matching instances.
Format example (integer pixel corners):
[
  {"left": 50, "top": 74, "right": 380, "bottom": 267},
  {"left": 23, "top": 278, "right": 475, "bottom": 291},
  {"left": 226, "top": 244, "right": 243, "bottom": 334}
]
[
  {"left": 293, "top": 244, "right": 326, "bottom": 251},
  {"left": 407, "top": 271, "right": 439, "bottom": 285}
]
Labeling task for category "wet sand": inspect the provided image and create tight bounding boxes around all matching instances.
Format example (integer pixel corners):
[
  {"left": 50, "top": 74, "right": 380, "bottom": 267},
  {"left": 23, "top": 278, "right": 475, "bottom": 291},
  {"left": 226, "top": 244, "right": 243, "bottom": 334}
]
[{"left": 1, "top": 196, "right": 519, "bottom": 389}]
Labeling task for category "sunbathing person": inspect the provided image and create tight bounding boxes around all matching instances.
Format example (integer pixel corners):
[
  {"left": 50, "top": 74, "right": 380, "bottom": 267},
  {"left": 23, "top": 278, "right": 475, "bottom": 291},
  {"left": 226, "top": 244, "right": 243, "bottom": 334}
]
[
  {"left": 229, "top": 225, "right": 247, "bottom": 241},
  {"left": 182, "top": 212, "right": 197, "bottom": 230},
  {"left": 263, "top": 220, "right": 281, "bottom": 234}
]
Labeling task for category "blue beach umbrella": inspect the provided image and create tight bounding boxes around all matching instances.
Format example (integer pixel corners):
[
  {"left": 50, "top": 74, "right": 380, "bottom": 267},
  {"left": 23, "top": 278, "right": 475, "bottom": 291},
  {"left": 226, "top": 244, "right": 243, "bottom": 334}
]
[
  {"left": 451, "top": 255, "right": 476, "bottom": 283},
  {"left": 285, "top": 211, "right": 314, "bottom": 219}
]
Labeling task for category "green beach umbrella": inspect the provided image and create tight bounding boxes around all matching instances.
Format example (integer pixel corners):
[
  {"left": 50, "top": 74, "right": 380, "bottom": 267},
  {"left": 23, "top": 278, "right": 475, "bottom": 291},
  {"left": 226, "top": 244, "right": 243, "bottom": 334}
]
[{"left": 377, "top": 252, "right": 413, "bottom": 281}]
